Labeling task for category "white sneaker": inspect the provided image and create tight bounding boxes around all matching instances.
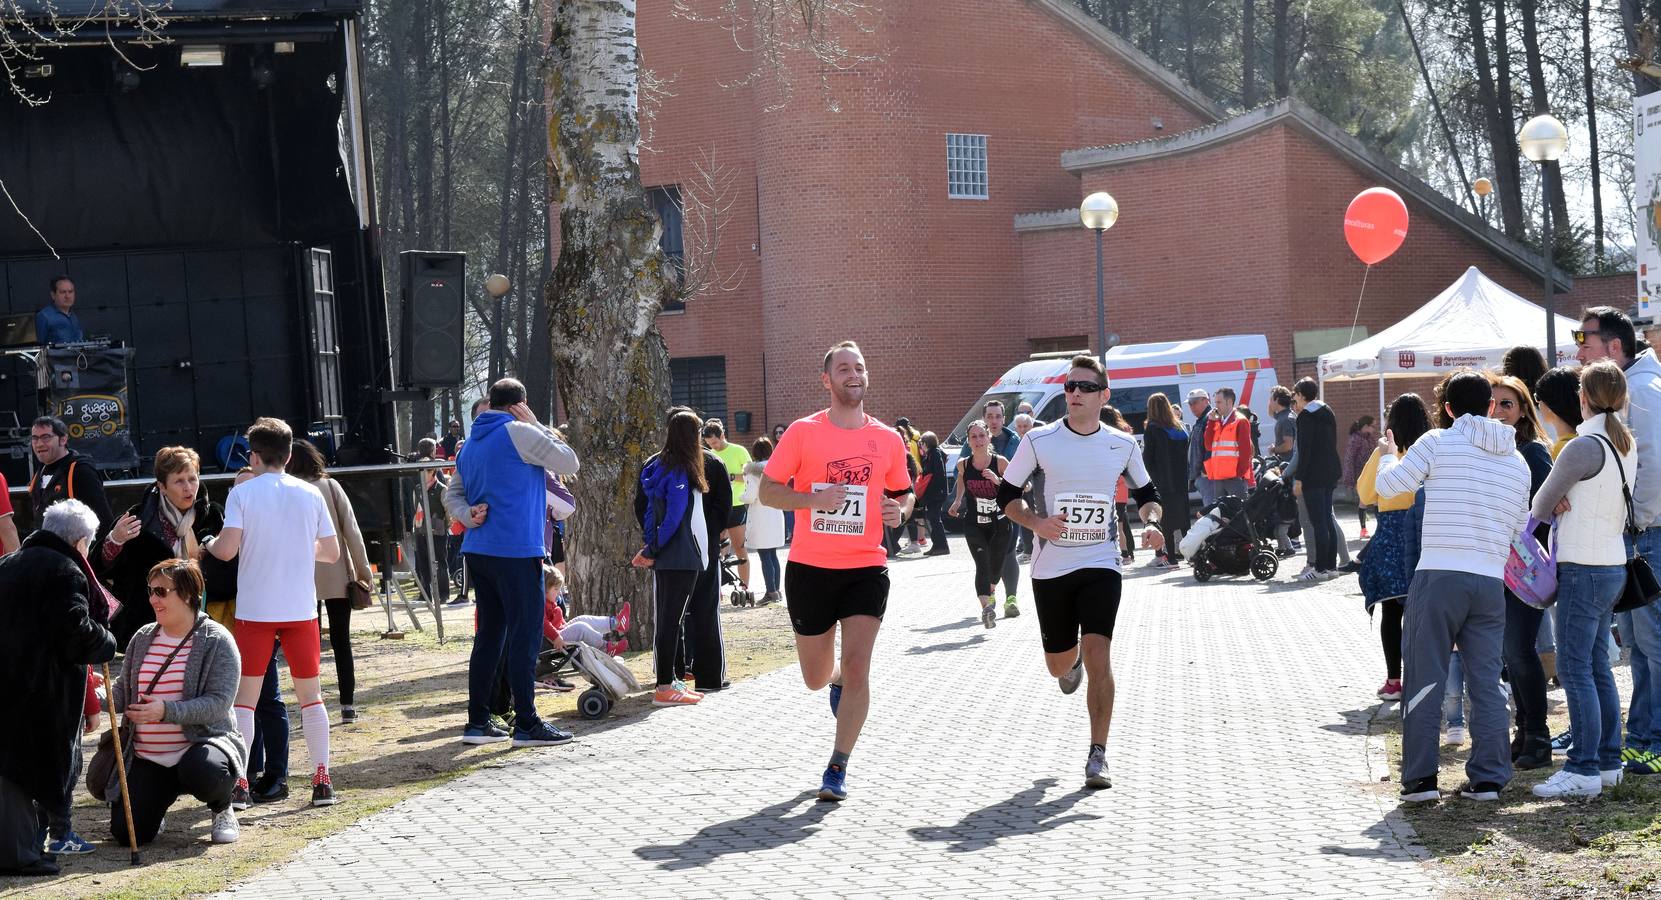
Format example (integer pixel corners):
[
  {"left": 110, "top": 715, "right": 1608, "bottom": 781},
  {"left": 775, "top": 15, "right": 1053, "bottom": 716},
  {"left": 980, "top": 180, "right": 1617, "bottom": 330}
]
[
  {"left": 1294, "top": 566, "right": 1320, "bottom": 582},
  {"left": 211, "top": 807, "right": 240, "bottom": 844},
  {"left": 1444, "top": 725, "right": 1467, "bottom": 746},
  {"left": 1531, "top": 768, "right": 1602, "bottom": 799},
  {"left": 1602, "top": 768, "right": 1625, "bottom": 788},
  {"left": 1319, "top": 569, "right": 1341, "bottom": 580}
]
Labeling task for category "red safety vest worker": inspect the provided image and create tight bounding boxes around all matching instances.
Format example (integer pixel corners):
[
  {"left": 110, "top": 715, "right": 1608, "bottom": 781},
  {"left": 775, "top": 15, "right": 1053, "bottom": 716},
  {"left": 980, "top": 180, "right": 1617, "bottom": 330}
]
[{"left": 1202, "top": 413, "right": 1253, "bottom": 481}]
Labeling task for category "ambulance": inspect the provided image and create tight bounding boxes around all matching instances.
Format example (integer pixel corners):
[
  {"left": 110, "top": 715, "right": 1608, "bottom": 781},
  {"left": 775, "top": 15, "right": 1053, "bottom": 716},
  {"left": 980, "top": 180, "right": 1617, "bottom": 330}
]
[{"left": 943, "top": 334, "right": 1280, "bottom": 465}]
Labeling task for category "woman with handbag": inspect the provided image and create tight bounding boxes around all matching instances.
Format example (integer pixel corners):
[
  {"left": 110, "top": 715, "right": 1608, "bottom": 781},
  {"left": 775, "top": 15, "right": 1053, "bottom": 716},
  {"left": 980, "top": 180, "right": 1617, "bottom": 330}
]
[
  {"left": 96, "top": 447, "right": 238, "bottom": 646},
  {"left": 1486, "top": 374, "right": 1557, "bottom": 769},
  {"left": 106, "top": 559, "right": 245, "bottom": 846},
  {"left": 286, "top": 441, "right": 374, "bottom": 724},
  {"left": 1529, "top": 360, "right": 1637, "bottom": 799}
]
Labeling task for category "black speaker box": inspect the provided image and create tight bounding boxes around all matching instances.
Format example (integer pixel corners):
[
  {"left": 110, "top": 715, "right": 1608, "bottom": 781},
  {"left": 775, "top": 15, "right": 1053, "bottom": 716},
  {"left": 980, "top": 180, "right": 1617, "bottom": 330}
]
[{"left": 399, "top": 251, "right": 466, "bottom": 388}]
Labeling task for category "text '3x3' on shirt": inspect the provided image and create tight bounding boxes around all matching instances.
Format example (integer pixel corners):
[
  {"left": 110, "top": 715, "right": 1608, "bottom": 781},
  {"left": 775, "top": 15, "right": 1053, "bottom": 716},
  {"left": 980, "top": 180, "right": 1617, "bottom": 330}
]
[
  {"left": 763, "top": 410, "right": 912, "bottom": 570},
  {"left": 1002, "top": 418, "right": 1153, "bottom": 580}
]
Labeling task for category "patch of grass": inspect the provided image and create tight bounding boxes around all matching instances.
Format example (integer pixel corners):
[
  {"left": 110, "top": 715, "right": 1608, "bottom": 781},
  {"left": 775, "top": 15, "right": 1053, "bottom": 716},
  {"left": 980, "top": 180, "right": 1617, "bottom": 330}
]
[
  {"left": 1375, "top": 704, "right": 1661, "bottom": 899},
  {"left": 1, "top": 597, "right": 800, "bottom": 899}
]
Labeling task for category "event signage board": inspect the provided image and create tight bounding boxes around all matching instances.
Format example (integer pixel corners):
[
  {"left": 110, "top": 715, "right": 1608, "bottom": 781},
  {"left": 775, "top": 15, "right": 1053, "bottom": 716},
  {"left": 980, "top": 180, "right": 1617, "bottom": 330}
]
[{"left": 1636, "top": 89, "right": 1661, "bottom": 322}]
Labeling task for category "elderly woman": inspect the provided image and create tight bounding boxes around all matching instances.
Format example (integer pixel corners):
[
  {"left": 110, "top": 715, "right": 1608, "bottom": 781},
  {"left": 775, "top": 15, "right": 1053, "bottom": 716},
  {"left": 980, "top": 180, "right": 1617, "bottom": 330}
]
[
  {"left": 97, "top": 446, "right": 237, "bottom": 647},
  {"left": 0, "top": 499, "right": 117, "bottom": 875},
  {"left": 108, "top": 559, "right": 245, "bottom": 845}
]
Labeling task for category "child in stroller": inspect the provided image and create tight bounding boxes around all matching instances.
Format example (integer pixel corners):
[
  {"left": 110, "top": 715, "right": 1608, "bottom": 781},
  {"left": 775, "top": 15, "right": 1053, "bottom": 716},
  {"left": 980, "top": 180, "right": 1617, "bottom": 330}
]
[
  {"left": 1180, "top": 458, "right": 1285, "bottom": 582},
  {"left": 537, "top": 567, "right": 631, "bottom": 683}
]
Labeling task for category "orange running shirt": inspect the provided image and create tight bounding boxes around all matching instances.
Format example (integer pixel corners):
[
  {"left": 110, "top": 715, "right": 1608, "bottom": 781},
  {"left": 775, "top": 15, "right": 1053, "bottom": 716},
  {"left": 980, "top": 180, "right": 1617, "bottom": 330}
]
[{"left": 764, "top": 410, "right": 913, "bottom": 569}]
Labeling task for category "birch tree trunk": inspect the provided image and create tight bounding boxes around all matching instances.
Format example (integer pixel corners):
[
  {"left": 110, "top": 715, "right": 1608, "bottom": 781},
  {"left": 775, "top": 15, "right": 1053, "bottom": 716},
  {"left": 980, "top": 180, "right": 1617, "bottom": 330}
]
[{"left": 548, "top": 0, "right": 673, "bottom": 645}]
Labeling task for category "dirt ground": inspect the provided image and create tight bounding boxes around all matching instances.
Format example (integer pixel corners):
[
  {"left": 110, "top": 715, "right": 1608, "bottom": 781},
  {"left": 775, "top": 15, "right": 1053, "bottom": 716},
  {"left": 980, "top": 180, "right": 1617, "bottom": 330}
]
[
  {"left": 1375, "top": 680, "right": 1661, "bottom": 899},
  {"left": 1, "top": 592, "right": 799, "bottom": 900}
]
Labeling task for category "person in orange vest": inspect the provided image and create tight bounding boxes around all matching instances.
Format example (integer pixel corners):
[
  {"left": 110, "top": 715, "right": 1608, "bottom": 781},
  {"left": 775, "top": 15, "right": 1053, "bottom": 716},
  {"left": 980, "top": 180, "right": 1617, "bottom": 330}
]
[{"left": 1201, "top": 387, "right": 1253, "bottom": 501}]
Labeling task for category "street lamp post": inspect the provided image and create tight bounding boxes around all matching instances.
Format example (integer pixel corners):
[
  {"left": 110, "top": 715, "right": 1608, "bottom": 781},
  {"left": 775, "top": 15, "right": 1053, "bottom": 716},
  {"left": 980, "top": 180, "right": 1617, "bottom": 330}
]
[
  {"left": 485, "top": 273, "right": 511, "bottom": 380},
  {"left": 1079, "top": 191, "right": 1120, "bottom": 365},
  {"left": 1519, "top": 114, "right": 1569, "bottom": 359}
]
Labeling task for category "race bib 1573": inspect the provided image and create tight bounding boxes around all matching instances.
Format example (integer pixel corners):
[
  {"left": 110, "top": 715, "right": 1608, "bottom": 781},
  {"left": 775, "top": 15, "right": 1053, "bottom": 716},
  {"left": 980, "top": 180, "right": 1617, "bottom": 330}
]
[{"left": 1053, "top": 492, "right": 1111, "bottom": 547}]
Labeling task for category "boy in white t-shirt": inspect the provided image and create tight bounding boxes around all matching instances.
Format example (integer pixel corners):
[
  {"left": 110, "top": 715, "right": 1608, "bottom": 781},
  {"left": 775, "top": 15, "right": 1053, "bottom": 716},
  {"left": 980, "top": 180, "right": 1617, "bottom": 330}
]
[{"left": 207, "top": 417, "right": 341, "bottom": 807}]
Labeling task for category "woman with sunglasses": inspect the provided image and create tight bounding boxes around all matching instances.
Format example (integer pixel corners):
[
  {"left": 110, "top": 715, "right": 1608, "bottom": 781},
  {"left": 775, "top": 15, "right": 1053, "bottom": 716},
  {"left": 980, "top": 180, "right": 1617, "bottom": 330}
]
[
  {"left": 949, "top": 420, "right": 1013, "bottom": 629},
  {"left": 1488, "top": 373, "right": 1556, "bottom": 770},
  {"left": 107, "top": 559, "right": 246, "bottom": 846}
]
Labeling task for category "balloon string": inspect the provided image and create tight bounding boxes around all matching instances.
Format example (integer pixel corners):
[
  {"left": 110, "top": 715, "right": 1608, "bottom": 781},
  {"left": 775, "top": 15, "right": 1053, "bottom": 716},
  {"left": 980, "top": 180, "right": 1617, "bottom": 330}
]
[{"left": 1346, "top": 264, "right": 1372, "bottom": 348}]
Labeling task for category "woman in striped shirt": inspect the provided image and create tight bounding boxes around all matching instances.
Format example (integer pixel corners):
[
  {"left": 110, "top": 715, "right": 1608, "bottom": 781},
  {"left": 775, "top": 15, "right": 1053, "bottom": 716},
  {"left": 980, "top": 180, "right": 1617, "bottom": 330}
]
[{"left": 109, "top": 559, "right": 246, "bottom": 846}]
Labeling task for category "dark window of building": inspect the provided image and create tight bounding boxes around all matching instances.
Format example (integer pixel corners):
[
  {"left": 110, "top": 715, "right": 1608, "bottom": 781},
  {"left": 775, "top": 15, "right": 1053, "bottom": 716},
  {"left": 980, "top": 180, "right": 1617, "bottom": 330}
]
[
  {"left": 1029, "top": 336, "right": 1088, "bottom": 355},
  {"left": 649, "top": 186, "right": 686, "bottom": 312},
  {"left": 671, "top": 356, "right": 727, "bottom": 423}
]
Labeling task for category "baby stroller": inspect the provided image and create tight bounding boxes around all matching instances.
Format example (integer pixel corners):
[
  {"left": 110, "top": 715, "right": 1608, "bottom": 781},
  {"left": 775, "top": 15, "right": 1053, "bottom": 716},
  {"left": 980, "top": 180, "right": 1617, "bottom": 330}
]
[
  {"left": 537, "top": 641, "right": 641, "bottom": 720},
  {"left": 1180, "top": 462, "right": 1285, "bottom": 582},
  {"left": 722, "top": 537, "right": 761, "bottom": 607}
]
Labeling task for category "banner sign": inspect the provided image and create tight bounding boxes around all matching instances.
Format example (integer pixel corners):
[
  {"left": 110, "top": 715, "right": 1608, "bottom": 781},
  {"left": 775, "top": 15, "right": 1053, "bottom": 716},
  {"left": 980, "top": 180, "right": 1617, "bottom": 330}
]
[{"left": 1636, "top": 90, "right": 1661, "bottom": 322}]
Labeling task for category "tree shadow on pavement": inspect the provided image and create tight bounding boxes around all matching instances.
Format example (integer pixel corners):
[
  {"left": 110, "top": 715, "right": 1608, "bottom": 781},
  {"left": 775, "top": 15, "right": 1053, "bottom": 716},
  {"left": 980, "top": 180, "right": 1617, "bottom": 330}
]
[
  {"left": 904, "top": 634, "right": 989, "bottom": 655},
  {"left": 633, "top": 791, "right": 834, "bottom": 870},
  {"left": 908, "top": 778, "right": 1100, "bottom": 853}
]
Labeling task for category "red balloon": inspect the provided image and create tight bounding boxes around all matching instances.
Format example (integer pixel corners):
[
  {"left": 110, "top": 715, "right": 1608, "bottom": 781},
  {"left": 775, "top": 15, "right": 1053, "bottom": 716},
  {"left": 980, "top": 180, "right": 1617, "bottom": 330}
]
[{"left": 1343, "top": 187, "right": 1409, "bottom": 265}]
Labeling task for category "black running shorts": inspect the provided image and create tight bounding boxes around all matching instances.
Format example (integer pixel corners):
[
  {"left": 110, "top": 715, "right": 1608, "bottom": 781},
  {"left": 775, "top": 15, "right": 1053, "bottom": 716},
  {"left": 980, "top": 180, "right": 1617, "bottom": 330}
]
[
  {"left": 1031, "top": 567, "right": 1123, "bottom": 654},
  {"left": 727, "top": 503, "right": 750, "bottom": 529},
  {"left": 784, "top": 561, "right": 889, "bottom": 636}
]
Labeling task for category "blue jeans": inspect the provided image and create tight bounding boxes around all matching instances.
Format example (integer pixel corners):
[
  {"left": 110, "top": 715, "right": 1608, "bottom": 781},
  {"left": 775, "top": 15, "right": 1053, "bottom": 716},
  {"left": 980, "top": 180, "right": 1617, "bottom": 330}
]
[
  {"left": 1443, "top": 650, "right": 1465, "bottom": 727},
  {"left": 757, "top": 548, "right": 781, "bottom": 594},
  {"left": 1556, "top": 562, "right": 1626, "bottom": 776},
  {"left": 1302, "top": 486, "right": 1339, "bottom": 572},
  {"left": 248, "top": 646, "right": 288, "bottom": 782},
  {"left": 465, "top": 554, "right": 545, "bottom": 729},
  {"left": 1622, "top": 527, "right": 1661, "bottom": 754}
]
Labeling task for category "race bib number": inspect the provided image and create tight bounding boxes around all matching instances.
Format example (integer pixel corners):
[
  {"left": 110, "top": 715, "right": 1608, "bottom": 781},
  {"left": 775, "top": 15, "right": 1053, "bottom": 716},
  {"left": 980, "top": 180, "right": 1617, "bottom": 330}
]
[
  {"left": 1054, "top": 492, "right": 1112, "bottom": 547},
  {"left": 974, "top": 496, "right": 998, "bottom": 524},
  {"left": 810, "top": 483, "right": 867, "bottom": 535}
]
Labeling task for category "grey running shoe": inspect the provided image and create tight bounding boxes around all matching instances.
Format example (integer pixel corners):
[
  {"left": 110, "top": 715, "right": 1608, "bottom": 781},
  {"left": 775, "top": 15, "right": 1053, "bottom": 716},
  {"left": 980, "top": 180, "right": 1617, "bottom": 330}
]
[
  {"left": 1084, "top": 746, "right": 1111, "bottom": 789},
  {"left": 981, "top": 603, "right": 997, "bottom": 629},
  {"left": 1058, "top": 657, "right": 1084, "bottom": 695}
]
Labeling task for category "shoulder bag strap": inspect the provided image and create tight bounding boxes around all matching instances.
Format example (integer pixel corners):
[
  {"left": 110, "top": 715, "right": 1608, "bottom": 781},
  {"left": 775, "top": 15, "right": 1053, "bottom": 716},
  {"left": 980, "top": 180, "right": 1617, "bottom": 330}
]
[
  {"left": 327, "top": 479, "right": 360, "bottom": 583},
  {"left": 1590, "top": 434, "right": 1641, "bottom": 536},
  {"left": 141, "top": 615, "right": 204, "bottom": 698}
]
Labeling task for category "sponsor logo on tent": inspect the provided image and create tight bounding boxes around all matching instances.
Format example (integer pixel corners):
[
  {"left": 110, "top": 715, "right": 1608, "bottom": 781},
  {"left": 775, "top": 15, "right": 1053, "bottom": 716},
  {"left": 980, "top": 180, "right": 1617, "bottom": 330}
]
[{"left": 1398, "top": 351, "right": 1416, "bottom": 369}]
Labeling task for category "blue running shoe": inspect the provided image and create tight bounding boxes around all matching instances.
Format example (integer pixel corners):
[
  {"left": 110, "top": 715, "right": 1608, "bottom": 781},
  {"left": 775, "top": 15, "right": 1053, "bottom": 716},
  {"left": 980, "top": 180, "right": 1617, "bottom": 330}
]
[
  {"left": 828, "top": 682, "right": 842, "bottom": 717},
  {"left": 46, "top": 831, "right": 95, "bottom": 855},
  {"left": 818, "top": 764, "right": 848, "bottom": 801},
  {"left": 462, "top": 721, "right": 511, "bottom": 745},
  {"left": 511, "top": 719, "right": 576, "bottom": 747}
]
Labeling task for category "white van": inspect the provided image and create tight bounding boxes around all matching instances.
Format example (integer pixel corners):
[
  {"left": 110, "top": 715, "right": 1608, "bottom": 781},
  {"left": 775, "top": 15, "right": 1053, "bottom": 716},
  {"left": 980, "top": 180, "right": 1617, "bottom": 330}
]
[{"left": 943, "top": 334, "right": 1280, "bottom": 462}]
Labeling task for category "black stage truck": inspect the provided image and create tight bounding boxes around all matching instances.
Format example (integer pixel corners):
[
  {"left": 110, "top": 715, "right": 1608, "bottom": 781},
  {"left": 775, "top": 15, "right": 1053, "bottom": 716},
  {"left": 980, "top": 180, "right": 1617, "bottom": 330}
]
[{"left": 1, "top": 1, "right": 466, "bottom": 637}]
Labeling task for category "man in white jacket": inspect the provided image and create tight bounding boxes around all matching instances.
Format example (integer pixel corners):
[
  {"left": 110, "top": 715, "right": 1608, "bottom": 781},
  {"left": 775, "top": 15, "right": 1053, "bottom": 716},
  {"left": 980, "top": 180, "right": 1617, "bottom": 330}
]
[
  {"left": 1577, "top": 307, "right": 1661, "bottom": 776},
  {"left": 1376, "top": 372, "right": 1531, "bottom": 802}
]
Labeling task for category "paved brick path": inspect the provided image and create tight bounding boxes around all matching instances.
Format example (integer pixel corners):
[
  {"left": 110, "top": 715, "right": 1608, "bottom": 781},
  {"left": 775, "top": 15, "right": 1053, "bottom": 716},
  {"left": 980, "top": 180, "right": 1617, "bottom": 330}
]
[{"left": 221, "top": 533, "right": 1443, "bottom": 899}]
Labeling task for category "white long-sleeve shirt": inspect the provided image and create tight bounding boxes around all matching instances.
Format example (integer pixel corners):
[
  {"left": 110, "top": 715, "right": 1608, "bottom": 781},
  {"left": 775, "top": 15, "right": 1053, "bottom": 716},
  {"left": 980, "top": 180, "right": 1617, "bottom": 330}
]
[{"left": 1374, "top": 414, "right": 1530, "bottom": 578}]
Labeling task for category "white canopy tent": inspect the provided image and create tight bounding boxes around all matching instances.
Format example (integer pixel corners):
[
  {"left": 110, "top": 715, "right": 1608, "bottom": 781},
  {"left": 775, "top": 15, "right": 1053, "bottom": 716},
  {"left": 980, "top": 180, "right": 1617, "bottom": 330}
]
[{"left": 1317, "top": 265, "right": 1579, "bottom": 417}]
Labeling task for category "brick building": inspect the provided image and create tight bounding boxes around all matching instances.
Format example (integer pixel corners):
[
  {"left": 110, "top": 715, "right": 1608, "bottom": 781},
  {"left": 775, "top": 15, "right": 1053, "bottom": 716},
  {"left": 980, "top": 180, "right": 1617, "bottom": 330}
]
[{"left": 638, "top": 0, "right": 1629, "bottom": 440}]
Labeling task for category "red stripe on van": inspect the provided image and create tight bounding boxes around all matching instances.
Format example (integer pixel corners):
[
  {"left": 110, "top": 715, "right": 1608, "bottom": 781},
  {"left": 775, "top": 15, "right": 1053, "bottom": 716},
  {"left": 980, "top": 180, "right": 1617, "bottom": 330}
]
[
  {"left": 1106, "top": 364, "right": 1180, "bottom": 380},
  {"left": 1241, "top": 369, "right": 1259, "bottom": 407},
  {"left": 1195, "top": 360, "right": 1242, "bottom": 374}
]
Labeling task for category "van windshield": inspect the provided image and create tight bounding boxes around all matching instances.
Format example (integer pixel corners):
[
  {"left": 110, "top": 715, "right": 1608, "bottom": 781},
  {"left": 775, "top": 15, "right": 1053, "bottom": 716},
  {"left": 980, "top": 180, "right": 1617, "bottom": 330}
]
[{"left": 946, "top": 391, "right": 1049, "bottom": 446}]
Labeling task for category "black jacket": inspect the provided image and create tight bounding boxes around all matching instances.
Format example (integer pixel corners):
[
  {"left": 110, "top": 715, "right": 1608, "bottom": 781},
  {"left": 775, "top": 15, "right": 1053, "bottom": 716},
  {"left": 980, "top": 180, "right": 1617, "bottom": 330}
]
[
  {"left": 1294, "top": 403, "right": 1342, "bottom": 489},
  {"left": 93, "top": 484, "right": 238, "bottom": 649},
  {"left": 633, "top": 450, "right": 733, "bottom": 570},
  {"left": 0, "top": 529, "right": 117, "bottom": 806},
  {"left": 1142, "top": 424, "right": 1191, "bottom": 515},
  {"left": 920, "top": 447, "right": 949, "bottom": 505},
  {"left": 28, "top": 449, "right": 114, "bottom": 534}
]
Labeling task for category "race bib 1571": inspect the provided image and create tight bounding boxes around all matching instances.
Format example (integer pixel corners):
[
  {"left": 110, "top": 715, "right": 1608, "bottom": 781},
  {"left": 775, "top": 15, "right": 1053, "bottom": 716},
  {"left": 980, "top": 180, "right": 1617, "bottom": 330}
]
[
  {"left": 810, "top": 483, "right": 867, "bottom": 535},
  {"left": 1053, "top": 492, "right": 1111, "bottom": 547}
]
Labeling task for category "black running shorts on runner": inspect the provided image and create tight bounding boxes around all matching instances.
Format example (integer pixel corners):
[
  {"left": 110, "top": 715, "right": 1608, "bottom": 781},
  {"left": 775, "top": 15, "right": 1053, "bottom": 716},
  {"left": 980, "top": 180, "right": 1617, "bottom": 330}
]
[
  {"left": 1032, "top": 567, "right": 1123, "bottom": 654},
  {"left": 727, "top": 503, "right": 750, "bottom": 529},
  {"left": 784, "top": 561, "right": 889, "bottom": 636}
]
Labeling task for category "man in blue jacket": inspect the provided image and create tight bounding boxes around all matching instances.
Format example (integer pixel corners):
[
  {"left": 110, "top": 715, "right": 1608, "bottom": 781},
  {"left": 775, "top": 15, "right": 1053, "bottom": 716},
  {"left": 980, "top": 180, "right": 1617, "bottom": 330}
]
[{"left": 444, "top": 379, "right": 580, "bottom": 747}]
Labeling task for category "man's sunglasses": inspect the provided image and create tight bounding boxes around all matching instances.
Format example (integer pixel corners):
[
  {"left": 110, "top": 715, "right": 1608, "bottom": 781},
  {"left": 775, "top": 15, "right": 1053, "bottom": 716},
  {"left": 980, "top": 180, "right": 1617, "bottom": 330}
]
[
  {"left": 1064, "top": 380, "right": 1106, "bottom": 394},
  {"left": 1573, "top": 329, "right": 1608, "bottom": 346}
]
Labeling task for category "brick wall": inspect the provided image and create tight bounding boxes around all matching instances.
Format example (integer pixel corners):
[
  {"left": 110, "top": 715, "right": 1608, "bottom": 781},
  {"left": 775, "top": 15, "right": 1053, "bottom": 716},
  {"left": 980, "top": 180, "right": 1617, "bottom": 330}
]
[{"left": 636, "top": 0, "right": 1208, "bottom": 438}]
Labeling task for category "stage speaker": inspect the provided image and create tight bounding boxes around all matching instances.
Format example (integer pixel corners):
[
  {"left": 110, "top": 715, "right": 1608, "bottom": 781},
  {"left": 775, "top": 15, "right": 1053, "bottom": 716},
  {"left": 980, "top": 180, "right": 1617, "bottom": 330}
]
[{"left": 400, "top": 251, "right": 466, "bottom": 388}]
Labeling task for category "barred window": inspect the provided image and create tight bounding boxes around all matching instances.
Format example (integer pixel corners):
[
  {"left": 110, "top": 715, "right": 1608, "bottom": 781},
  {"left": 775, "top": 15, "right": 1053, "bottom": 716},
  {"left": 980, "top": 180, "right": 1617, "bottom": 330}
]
[
  {"left": 670, "top": 356, "right": 727, "bottom": 423},
  {"left": 946, "top": 133, "right": 989, "bottom": 200},
  {"left": 648, "top": 185, "right": 685, "bottom": 312}
]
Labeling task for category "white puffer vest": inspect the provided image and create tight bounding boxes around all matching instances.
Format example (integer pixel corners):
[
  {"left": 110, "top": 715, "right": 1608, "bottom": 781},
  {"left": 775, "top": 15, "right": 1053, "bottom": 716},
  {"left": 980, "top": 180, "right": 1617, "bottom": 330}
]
[{"left": 1555, "top": 415, "right": 1636, "bottom": 566}]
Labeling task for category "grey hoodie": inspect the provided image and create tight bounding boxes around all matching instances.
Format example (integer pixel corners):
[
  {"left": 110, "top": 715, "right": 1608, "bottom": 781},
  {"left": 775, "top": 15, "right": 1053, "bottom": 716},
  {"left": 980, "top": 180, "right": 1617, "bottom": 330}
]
[
  {"left": 1375, "top": 413, "right": 1530, "bottom": 578},
  {"left": 1625, "top": 348, "right": 1661, "bottom": 528}
]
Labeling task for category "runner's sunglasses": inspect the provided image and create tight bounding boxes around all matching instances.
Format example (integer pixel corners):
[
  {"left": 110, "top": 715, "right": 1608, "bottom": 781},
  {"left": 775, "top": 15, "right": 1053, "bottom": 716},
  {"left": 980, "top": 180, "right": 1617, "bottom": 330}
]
[{"left": 1063, "top": 380, "right": 1105, "bottom": 394}]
